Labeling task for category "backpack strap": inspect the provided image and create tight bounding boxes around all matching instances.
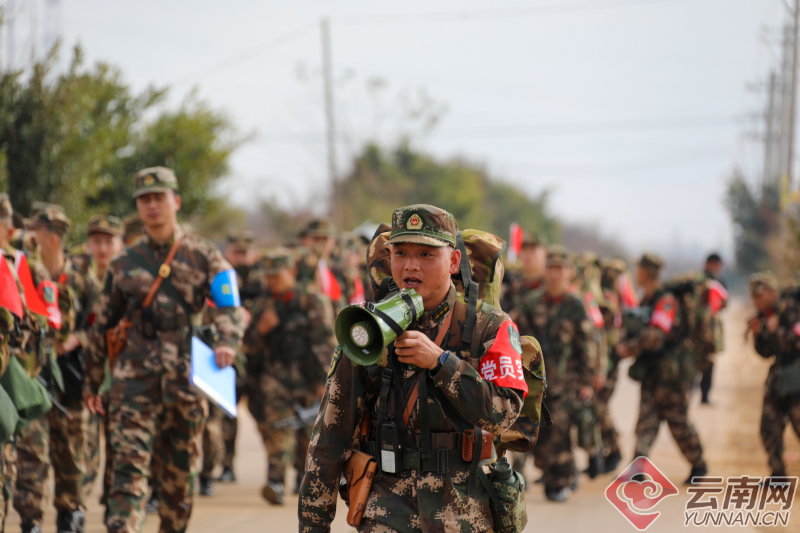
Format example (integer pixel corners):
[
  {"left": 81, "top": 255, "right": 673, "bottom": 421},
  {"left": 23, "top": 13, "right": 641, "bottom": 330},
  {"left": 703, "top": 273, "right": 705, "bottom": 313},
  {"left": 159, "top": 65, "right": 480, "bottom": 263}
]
[{"left": 456, "top": 232, "right": 479, "bottom": 345}]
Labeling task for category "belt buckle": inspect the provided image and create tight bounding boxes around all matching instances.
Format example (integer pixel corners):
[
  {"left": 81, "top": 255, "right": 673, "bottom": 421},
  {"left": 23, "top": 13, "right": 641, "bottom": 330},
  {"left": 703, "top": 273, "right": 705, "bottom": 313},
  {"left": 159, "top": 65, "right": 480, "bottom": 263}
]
[
  {"left": 437, "top": 449, "right": 449, "bottom": 473},
  {"left": 159, "top": 264, "right": 171, "bottom": 278}
]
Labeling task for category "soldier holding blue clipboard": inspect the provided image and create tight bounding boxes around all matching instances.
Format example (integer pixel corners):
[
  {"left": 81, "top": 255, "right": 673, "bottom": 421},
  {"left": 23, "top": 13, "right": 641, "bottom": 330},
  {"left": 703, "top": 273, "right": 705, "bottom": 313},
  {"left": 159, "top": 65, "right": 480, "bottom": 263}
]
[{"left": 85, "top": 167, "right": 245, "bottom": 533}]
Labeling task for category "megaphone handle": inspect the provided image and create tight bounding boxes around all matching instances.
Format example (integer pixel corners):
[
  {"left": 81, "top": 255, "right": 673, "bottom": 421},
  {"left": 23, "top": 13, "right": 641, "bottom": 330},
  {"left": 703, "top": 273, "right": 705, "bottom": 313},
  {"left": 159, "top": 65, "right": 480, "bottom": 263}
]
[
  {"left": 400, "top": 292, "right": 418, "bottom": 323},
  {"left": 371, "top": 308, "right": 404, "bottom": 336}
]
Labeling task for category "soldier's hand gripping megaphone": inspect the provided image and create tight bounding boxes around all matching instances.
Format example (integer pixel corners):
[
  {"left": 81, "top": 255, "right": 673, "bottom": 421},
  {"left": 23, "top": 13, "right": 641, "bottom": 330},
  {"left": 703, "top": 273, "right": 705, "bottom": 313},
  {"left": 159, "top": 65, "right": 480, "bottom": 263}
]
[{"left": 335, "top": 289, "right": 424, "bottom": 366}]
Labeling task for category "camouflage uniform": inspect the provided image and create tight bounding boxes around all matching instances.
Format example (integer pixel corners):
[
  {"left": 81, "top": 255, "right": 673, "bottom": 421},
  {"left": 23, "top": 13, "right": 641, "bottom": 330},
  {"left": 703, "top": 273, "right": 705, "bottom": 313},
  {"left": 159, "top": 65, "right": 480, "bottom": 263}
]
[
  {"left": 85, "top": 167, "right": 245, "bottom": 533},
  {"left": 14, "top": 206, "right": 98, "bottom": 529},
  {"left": 514, "top": 246, "right": 599, "bottom": 493},
  {"left": 625, "top": 254, "right": 706, "bottom": 474},
  {"left": 750, "top": 272, "right": 800, "bottom": 476},
  {"left": 244, "top": 249, "right": 335, "bottom": 500},
  {"left": 299, "top": 205, "right": 529, "bottom": 533}
]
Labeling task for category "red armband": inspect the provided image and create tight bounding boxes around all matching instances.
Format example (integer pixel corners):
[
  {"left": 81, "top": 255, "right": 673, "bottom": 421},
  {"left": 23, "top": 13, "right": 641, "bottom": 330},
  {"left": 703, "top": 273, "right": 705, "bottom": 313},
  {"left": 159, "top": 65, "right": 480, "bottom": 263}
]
[{"left": 479, "top": 320, "right": 529, "bottom": 398}]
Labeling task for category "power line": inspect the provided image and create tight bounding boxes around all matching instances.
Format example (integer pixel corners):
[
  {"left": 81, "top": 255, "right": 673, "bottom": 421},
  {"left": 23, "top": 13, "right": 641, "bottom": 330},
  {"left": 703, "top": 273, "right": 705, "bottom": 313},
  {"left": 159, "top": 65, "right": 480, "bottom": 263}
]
[
  {"left": 339, "top": 0, "right": 693, "bottom": 25},
  {"left": 251, "top": 113, "right": 745, "bottom": 144},
  {"left": 172, "top": 23, "right": 316, "bottom": 85}
]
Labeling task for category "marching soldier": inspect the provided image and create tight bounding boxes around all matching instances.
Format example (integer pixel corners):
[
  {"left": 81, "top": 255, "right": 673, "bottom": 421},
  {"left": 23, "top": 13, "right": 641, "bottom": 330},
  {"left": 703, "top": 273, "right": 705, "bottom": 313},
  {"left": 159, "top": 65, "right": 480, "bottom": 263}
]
[
  {"left": 748, "top": 272, "right": 800, "bottom": 478},
  {"left": 501, "top": 231, "right": 547, "bottom": 313},
  {"left": 84, "top": 167, "right": 245, "bottom": 533},
  {"left": 299, "top": 205, "right": 530, "bottom": 532},
  {"left": 16, "top": 204, "right": 97, "bottom": 533},
  {"left": 243, "top": 247, "right": 334, "bottom": 504},
  {"left": 617, "top": 253, "right": 708, "bottom": 485},
  {"left": 514, "top": 246, "right": 599, "bottom": 502}
]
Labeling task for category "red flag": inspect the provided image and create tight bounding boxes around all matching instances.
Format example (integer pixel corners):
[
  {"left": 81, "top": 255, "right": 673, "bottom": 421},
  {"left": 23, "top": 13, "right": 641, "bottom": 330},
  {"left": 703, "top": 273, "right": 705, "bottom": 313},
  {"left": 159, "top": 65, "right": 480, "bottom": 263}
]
[
  {"left": 0, "top": 255, "right": 23, "bottom": 319},
  {"left": 317, "top": 260, "right": 342, "bottom": 302},
  {"left": 650, "top": 296, "right": 676, "bottom": 334},
  {"left": 707, "top": 280, "right": 728, "bottom": 316},
  {"left": 479, "top": 320, "right": 529, "bottom": 397},
  {"left": 36, "top": 281, "right": 61, "bottom": 330},
  {"left": 14, "top": 251, "right": 48, "bottom": 316},
  {"left": 508, "top": 223, "right": 523, "bottom": 263},
  {"left": 583, "top": 292, "right": 605, "bottom": 329},
  {"left": 618, "top": 272, "right": 640, "bottom": 308},
  {"left": 348, "top": 275, "right": 365, "bottom": 305}
]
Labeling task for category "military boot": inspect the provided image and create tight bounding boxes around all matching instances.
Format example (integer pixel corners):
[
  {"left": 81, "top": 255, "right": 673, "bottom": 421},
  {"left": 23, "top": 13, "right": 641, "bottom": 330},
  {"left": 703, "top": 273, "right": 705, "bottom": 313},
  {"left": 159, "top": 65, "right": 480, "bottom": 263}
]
[
  {"left": 261, "top": 481, "right": 285, "bottom": 505},
  {"left": 603, "top": 450, "right": 622, "bottom": 473},
  {"left": 545, "top": 486, "right": 570, "bottom": 502},
  {"left": 199, "top": 475, "right": 215, "bottom": 496},
  {"left": 56, "top": 509, "right": 81, "bottom": 533},
  {"left": 584, "top": 452, "right": 605, "bottom": 479},
  {"left": 218, "top": 466, "right": 236, "bottom": 483},
  {"left": 21, "top": 524, "right": 41, "bottom": 533},
  {"left": 145, "top": 492, "right": 159, "bottom": 514},
  {"left": 684, "top": 465, "right": 708, "bottom": 485}
]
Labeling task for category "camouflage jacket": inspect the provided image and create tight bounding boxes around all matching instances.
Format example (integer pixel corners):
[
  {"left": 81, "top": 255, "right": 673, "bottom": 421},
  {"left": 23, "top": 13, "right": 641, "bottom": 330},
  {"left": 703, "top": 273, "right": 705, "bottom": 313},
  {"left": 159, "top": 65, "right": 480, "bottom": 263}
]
[
  {"left": 626, "top": 287, "right": 683, "bottom": 358},
  {"left": 3, "top": 248, "right": 50, "bottom": 376},
  {"left": 299, "top": 284, "right": 528, "bottom": 533},
  {"left": 233, "top": 263, "right": 263, "bottom": 311},
  {"left": 501, "top": 271, "right": 542, "bottom": 313},
  {"left": 753, "top": 295, "right": 800, "bottom": 368},
  {"left": 514, "top": 289, "right": 599, "bottom": 397},
  {"left": 85, "top": 228, "right": 245, "bottom": 403},
  {"left": 243, "top": 289, "right": 335, "bottom": 401},
  {"left": 52, "top": 257, "right": 98, "bottom": 347}
]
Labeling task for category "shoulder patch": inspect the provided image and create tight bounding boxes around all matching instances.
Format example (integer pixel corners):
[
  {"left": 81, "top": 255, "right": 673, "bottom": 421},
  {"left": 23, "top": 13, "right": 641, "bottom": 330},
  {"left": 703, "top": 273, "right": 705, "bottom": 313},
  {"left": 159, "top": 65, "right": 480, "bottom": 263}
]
[{"left": 327, "top": 345, "right": 343, "bottom": 379}]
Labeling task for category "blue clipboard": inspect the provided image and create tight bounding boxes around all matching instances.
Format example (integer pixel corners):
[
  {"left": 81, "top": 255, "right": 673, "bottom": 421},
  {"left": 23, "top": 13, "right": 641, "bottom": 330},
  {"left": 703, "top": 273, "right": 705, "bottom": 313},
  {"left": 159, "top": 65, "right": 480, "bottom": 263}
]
[{"left": 190, "top": 337, "right": 237, "bottom": 418}]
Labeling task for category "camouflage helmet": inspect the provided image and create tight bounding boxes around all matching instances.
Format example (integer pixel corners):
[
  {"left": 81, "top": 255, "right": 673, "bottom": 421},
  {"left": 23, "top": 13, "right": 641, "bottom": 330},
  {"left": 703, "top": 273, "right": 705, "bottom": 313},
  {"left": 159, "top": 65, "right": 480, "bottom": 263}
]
[
  {"left": 261, "top": 247, "right": 295, "bottom": 275},
  {"left": 387, "top": 204, "right": 457, "bottom": 248},
  {"left": 749, "top": 271, "right": 778, "bottom": 295},
  {"left": 522, "top": 231, "right": 547, "bottom": 248},
  {"left": 546, "top": 245, "right": 573, "bottom": 267},
  {"left": 132, "top": 167, "right": 178, "bottom": 198},
  {"left": 27, "top": 204, "right": 72, "bottom": 237},
  {"left": 87, "top": 214, "right": 124, "bottom": 237},
  {"left": 637, "top": 252, "right": 664, "bottom": 277}
]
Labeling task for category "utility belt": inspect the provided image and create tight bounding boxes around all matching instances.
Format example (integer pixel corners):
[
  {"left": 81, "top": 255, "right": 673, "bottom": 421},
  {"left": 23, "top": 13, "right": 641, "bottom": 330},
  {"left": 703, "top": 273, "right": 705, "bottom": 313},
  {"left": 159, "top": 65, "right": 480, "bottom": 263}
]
[
  {"left": 361, "top": 430, "right": 478, "bottom": 474},
  {"left": 131, "top": 310, "right": 191, "bottom": 336}
]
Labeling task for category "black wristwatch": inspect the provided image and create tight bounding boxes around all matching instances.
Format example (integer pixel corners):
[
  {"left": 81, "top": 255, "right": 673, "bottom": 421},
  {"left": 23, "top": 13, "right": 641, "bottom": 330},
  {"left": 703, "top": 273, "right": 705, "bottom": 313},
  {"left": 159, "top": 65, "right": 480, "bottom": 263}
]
[{"left": 432, "top": 351, "right": 450, "bottom": 374}]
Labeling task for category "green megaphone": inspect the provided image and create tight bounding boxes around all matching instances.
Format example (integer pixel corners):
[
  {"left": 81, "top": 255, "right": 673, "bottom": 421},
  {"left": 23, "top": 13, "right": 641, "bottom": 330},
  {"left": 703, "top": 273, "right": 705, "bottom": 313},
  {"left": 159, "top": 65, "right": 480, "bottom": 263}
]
[{"left": 335, "top": 289, "right": 424, "bottom": 365}]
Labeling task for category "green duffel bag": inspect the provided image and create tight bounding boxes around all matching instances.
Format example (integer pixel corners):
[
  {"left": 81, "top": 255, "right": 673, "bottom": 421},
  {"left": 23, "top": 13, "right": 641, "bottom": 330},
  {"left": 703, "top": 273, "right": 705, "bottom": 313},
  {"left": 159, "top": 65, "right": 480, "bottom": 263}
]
[
  {"left": 0, "top": 356, "right": 52, "bottom": 429},
  {"left": 0, "top": 384, "right": 19, "bottom": 442},
  {"left": 777, "top": 363, "right": 800, "bottom": 398}
]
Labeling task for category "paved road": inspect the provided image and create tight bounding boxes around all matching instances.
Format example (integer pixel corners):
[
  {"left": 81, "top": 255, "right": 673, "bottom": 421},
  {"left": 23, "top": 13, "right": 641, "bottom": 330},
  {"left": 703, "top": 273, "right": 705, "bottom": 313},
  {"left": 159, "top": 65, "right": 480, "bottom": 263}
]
[{"left": 7, "top": 299, "right": 799, "bottom": 532}]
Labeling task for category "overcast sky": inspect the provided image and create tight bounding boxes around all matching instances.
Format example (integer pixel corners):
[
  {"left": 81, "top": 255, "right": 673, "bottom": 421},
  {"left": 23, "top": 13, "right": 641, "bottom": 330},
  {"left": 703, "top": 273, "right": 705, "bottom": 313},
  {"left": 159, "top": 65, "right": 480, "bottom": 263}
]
[{"left": 7, "top": 0, "right": 790, "bottom": 258}]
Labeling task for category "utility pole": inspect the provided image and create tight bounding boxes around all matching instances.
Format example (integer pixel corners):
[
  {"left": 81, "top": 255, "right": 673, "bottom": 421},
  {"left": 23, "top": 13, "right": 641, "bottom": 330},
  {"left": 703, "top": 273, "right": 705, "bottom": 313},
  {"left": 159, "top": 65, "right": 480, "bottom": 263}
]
[
  {"left": 765, "top": 72, "right": 778, "bottom": 186},
  {"left": 787, "top": 0, "right": 800, "bottom": 188},
  {"left": 321, "top": 17, "right": 339, "bottom": 228}
]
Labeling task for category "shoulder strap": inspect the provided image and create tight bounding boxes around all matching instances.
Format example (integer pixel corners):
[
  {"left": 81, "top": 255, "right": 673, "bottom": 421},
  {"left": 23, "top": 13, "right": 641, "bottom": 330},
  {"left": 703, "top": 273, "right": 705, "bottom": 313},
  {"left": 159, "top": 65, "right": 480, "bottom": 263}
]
[
  {"left": 125, "top": 234, "right": 189, "bottom": 313},
  {"left": 456, "top": 232, "right": 480, "bottom": 345}
]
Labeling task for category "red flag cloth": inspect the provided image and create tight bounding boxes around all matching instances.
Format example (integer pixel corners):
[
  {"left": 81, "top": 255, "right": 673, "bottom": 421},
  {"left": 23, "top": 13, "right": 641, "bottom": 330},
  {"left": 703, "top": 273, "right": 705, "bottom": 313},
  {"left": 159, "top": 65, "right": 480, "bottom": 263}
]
[
  {"left": 478, "top": 320, "right": 529, "bottom": 398},
  {"left": 37, "top": 281, "right": 61, "bottom": 330},
  {"left": 348, "top": 275, "right": 365, "bottom": 305},
  {"left": 707, "top": 280, "right": 728, "bottom": 316},
  {"left": 649, "top": 296, "right": 676, "bottom": 334},
  {"left": 317, "top": 260, "right": 342, "bottom": 302},
  {"left": 618, "top": 273, "right": 640, "bottom": 308},
  {"left": 583, "top": 292, "right": 605, "bottom": 329},
  {"left": 14, "top": 251, "right": 48, "bottom": 316},
  {"left": 509, "top": 223, "right": 523, "bottom": 262},
  {"left": 0, "top": 255, "right": 23, "bottom": 319}
]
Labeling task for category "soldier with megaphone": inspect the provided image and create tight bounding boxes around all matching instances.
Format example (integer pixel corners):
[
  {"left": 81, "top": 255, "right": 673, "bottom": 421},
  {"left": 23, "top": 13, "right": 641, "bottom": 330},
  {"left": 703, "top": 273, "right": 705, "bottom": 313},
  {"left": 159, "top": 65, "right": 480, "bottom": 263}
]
[{"left": 299, "top": 205, "right": 534, "bottom": 533}]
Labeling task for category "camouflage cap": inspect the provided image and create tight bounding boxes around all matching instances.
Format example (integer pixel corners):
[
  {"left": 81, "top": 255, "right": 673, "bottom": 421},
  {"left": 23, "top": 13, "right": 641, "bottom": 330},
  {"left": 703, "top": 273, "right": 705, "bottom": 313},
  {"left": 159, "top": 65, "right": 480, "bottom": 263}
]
[
  {"left": 261, "top": 247, "right": 295, "bottom": 275},
  {"left": 87, "top": 214, "right": 123, "bottom": 237},
  {"left": 123, "top": 213, "right": 144, "bottom": 240},
  {"left": 300, "top": 219, "right": 336, "bottom": 238},
  {"left": 132, "top": 167, "right": 178, "bottom": 198},
  {"left": 637, "top": 252, "right": 664, "bottom": 275},
  {"left": 387, "top": 204, "right": 457, "bottom": 248},
  {"left": 749, "top": 271, "right": 778, "bottom": 295},
  {"left": 0, "top": 194, "right": 12, "bottom": 219},
  {"left": 522, "top": 231, "right": 547, "bottom": 248},
  {"left": 27, "top": 204, "right": 72, "bottom": 237},
  {"left": 600, "top": 257, "right": 628, "bottom": 274},
  {"left": 546, "top": 245, "right": 573, "bottom": 267},
  {"left": 226, "top": 230, "right": 254, "bottom": 251}
]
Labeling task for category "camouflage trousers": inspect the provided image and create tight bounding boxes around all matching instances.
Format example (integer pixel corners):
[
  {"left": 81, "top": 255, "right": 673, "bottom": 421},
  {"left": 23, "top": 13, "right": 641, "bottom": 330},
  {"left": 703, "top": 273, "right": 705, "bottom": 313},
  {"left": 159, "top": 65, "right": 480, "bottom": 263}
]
[
  {"left": 595, "top": 360, "right": 621, "bottom": 456},
  {"left": 14, "top": 405, "right": 86, "bottom": 525},
  {"left": 760, "top": 365, "right": 800, "bottom": 475},
  {"left": 248, "top": 394, "right": 310, "bottom": 486},
  {"left": 634, "top": 378, "right": 705, "bottom": 469},
  {"left": 82, "top": 409, "right": 101, "bottom": 503},
  {"left": 106, "top": 397, "right": 206, "bottom": 533},
  {"left": 532, "top": 395, "right": 575, "bottom": 490},
  {"left": 221, "top": 415, "right": 237, "bottom": 470},
  {"left": 0, "top": 440, "right": 17, "bottom": 532},
  {"left": 201, "top": 404, "right": 224, "bottom": 477},
  {"left": 359, "top": 468, "right": 494, "bottom": 533}
]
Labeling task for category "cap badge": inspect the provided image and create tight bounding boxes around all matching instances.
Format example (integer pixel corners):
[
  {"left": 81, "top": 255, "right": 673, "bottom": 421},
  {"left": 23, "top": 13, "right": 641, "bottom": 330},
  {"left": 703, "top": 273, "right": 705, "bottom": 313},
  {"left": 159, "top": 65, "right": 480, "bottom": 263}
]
[
  {"left": 407, "top": 214, "right": 423, "bottom": 230},
  {"left": 143, "top": 175, "right": 155, "bottom": 186}
]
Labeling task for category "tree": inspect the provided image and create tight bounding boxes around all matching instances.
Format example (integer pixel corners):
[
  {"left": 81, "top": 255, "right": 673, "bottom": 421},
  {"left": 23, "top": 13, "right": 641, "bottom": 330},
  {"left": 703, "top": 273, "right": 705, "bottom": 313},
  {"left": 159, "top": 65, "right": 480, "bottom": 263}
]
[
  {"left": 724, "top": 170, "right": 781, "bottom": 274},
  {"left": 336, "top": 143, "right": 559, "bottom": 241},
  {"left": 0, "top": 45, "right": 244, "bottom": 241}
]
